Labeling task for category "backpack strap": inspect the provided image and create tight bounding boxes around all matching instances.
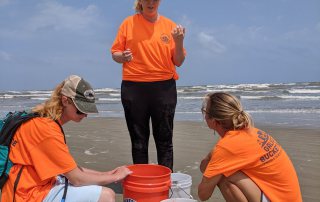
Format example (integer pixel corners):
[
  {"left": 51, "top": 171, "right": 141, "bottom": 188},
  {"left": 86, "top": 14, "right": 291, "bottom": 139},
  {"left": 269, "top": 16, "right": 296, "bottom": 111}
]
[
  {"left": 12, "top": 166, "right": 24, "bottom": 202},
  {"left": 54, "top": 120, "right": 69, "bottom": 202},
  {"left": 61, "top": 178, "right": 69, "bottom": 202},
  {"left": 54, "top": 120, "right": 66, "bottom": 144}
]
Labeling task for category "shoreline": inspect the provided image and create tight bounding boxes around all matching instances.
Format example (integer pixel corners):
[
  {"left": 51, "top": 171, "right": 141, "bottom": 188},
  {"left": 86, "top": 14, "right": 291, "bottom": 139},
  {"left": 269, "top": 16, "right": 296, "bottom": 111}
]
[{"left": 64, "top": 117, "right": 320, "bottom": 201}]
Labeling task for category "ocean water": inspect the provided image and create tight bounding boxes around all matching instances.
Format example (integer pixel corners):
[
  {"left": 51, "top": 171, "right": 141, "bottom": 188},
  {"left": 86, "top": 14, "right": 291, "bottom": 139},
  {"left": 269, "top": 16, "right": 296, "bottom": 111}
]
[{"left": 1, "top": 82, "right": 320, "bottom": 129}]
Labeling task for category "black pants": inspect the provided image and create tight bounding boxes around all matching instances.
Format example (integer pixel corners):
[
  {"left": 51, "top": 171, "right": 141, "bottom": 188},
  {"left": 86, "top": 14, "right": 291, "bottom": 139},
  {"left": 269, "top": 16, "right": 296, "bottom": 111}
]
[{"left": 121, "top": 79, "right": 177, "bottom": 170}]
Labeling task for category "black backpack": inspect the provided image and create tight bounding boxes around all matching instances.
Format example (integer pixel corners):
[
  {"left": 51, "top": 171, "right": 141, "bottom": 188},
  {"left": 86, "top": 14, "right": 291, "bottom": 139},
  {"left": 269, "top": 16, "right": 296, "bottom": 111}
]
[
  {"left": 0, "top": 111, "right": 39, "bottom": 190},
  {"left": 0, "top": 111, "right": 69, "bottom": 202}
]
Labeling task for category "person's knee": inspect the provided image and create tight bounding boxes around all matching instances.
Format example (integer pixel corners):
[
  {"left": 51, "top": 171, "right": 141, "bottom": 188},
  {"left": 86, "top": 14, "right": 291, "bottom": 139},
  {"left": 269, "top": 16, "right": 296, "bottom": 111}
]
[
  {"left": 98, "top": 187, "right": 115, "bottom": 202},
  {"left": 226, "top": 171, "right": 261, "bottom": 201}
]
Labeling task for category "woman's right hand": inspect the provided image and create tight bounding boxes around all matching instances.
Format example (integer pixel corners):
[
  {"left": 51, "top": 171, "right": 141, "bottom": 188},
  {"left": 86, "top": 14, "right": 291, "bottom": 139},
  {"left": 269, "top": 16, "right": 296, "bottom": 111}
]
[
  {"left": 122, "top": 48, "right": 133, "bottom": 63},
  {"left": 113, "top": 166, "right": 132, "bottom": 183},
  {"left": 112, "top": 49, "right": 133, "bottom": 64}
]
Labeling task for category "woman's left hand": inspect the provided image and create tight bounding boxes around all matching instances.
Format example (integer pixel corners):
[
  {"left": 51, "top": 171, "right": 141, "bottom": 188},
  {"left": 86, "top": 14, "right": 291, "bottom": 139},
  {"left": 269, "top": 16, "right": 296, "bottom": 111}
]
[{"left": 171, "top": 24, "right": 185, "bottom": 44}]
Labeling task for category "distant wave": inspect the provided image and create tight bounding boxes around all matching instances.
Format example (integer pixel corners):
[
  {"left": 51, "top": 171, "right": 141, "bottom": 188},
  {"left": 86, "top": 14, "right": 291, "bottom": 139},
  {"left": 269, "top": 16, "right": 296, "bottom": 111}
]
[
  {"left": 288, "top": 89, "right": 320, "bottom": 94},
  {"left": 178, "top": 96, "right": 203, "bottom": 100},
  {"left": 26, "top": 90, "right": 52, "bottom": 94},
  {"left": 175, "top": 111, "right": 201, "bottom": 114},
  {"left": 0, "top": 94, "right": 14, "bottom": 99},
  {"left": 190, "top": 85, "right": 207, "bottom": 89},
  {"left": 175, "top": 108, "right": 320, "bottom": 114},
  {"left": 95, "top": 88, "right": 119, "bottom": 93},
  {"left": 175, "top": 109, "right": 320, "bottom": 114},
  {"left": 31, "top": 97, "right": 49, "bottom": 101},
  {"left": 0, "top": 93, "right": 51, "bottom": 98},
  {"left": 98, "top": 98, "right": 121, "bottom": 101},
  {"left": 178, "top": 88, "right": 240, "bottom": 93},
  {"left": 7, "top": 91, "right": 21, "bottom": 94},
  {"left": 241, "top": 95, "right": 320, "bottom": 100},
  {"left": 212, "top": 83, "right": 271, "bottom": 89},
  {"left": 240, "top": 96, "right": 282, "bottom": 100},
  {"left": 109, "top": 93, "right": 120, "bottom": 97},
  {"left": 248, "top": 109, "right": 320, "bottom": 113}
]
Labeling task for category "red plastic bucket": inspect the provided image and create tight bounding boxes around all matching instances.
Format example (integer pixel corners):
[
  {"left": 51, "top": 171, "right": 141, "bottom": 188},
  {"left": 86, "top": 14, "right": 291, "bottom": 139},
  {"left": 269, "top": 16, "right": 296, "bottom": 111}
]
[{"left": 123, "top": 164, "right": 172, "bottom": 202}]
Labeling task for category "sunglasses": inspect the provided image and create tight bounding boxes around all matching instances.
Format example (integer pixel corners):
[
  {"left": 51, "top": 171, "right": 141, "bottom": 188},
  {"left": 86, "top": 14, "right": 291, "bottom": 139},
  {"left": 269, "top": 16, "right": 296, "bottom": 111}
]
[
  {"left": 67, "top": 98, "right": 86, "bottom": 115},
  {"left": 76, "top": 109, "right": 86, "bottom": 115}
]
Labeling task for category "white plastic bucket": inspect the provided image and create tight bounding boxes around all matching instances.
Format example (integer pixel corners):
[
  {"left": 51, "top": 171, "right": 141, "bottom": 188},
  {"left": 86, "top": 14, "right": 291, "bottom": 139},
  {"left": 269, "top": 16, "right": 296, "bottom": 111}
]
[
  {"left": 169, "top": 173, "right": 193, "bottom": 199},
  {"left": 161, "top": 199, "right": 198, "bottom": 202}
]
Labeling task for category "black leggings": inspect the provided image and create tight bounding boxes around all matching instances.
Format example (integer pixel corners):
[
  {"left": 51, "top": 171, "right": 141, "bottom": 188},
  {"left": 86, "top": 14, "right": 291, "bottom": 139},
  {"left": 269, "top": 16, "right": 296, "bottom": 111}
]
[{"left": 121, "top": 79, "right": 177, "bottom": 170}]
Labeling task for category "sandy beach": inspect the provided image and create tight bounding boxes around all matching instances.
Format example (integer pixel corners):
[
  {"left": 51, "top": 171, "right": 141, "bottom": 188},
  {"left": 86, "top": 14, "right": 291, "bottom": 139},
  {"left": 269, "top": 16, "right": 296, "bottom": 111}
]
[
  {"left": 1, "top": 118, "right": 318, "bottom": 201},
  {"left": 62, "top": 117, "right": 320, "bottom": 202}
]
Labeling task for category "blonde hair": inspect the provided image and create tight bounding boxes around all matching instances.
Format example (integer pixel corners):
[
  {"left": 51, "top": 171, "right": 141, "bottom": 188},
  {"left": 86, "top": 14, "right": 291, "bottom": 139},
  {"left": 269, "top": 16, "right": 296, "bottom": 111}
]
[
  {"left": 32, "top": 81, "right": 64, "bottom": 120},
  {"left": 202, "top": 92, "right": 253, "bottom": 130},
  {"left": 134, "top": 0, "right": 143, "bottom": 13}
]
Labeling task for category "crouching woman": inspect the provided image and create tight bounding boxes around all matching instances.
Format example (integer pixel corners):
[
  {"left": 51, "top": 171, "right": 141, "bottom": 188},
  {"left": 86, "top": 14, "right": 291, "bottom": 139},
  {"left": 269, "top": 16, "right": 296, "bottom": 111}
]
[{"left": 198, "top": 92, "right": 302, "bottom": 202}]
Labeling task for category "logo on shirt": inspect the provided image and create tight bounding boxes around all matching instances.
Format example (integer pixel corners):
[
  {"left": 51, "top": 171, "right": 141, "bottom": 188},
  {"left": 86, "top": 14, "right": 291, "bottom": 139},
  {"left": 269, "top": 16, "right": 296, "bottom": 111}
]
[
  {"left": 160, "top": 33, "right": 170, "bottom": 44},
  {"left": 257, "top": 130, "right": 282, "bottom": 163}
]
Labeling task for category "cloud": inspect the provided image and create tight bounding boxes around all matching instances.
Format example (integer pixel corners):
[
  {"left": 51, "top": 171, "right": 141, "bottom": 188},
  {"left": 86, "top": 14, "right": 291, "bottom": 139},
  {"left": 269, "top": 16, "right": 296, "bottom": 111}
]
[
  {"left": 0, "top": 50, "right": 11, "bottom": 61},
  {"left": 27, "top": 1, "right": 99, "bottom": 32},
  {"left": 248, "top": 26, "right": 264, "bottom": 39},
  {"left": 197, "top": 32, "right": 226, "bottom": 54}
]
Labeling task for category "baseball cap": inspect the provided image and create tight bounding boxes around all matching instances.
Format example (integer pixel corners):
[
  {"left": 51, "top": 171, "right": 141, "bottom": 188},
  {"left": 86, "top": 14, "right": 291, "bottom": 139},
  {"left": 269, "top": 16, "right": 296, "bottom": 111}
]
[{"left": 61, "top": 75, "right": 98, "bottom": 114}]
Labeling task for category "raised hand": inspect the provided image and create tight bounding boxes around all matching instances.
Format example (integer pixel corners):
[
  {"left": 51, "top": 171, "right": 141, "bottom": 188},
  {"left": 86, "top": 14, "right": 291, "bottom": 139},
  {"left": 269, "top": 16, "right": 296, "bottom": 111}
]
[{"left": 171, "top": 24, "right": 186, "bottom": 44}]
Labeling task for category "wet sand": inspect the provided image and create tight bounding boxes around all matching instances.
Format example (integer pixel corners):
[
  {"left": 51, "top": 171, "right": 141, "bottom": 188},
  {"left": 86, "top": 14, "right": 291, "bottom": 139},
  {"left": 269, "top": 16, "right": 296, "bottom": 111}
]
[{"left": 63, "top": 118, "right": 320, "bottom": 202}]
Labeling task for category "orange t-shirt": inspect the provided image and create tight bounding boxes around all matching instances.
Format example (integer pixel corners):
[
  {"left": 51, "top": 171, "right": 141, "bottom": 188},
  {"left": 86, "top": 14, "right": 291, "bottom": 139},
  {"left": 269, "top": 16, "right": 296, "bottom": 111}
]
[
  {"left": 111, "top": 14, "right": 185, "bottom": 82},
  {"left": 204, "top": 128, "right": 302, "bottom": 202},
  {"left": 1, "top": 118, "right": 77, "bottom": 202}
]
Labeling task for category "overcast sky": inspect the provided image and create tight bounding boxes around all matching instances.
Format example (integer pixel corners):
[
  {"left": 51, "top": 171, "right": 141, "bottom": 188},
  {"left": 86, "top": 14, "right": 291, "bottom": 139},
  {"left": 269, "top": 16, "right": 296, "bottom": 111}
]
[{"left": 0, "top": 0, "right": 319, "bottom": 91}]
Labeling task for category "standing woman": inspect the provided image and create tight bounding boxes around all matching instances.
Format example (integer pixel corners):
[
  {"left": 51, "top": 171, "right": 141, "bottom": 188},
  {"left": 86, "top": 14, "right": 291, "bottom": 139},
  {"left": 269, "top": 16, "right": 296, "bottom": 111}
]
[
  {"left": 111, "top": 0, "right": 186, "bottom": 170},
  {"left": 198, "top": 92, "right": 302, "bottom": 202}
]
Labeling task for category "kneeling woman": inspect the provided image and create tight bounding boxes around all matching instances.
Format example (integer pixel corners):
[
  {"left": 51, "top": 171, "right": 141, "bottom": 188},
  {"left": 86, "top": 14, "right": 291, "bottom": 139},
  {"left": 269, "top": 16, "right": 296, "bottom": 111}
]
[{"left": 198, "top": 92, "right": 302, "bottom": 202}]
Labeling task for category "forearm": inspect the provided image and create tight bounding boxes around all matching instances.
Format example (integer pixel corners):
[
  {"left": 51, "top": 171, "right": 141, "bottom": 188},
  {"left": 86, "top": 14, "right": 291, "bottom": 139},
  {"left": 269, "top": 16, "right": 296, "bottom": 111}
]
[
  {"left": 200, "top": 159, "right": 209, "bottom": 174},
  {"left": 77, "top": 172, "right": 117, "bottom": 186},
  {"left": 112, "top": 51, "right": 126, "bottom": 63},
  {"left": 200, "top": 152, "right": 212, "bottom": 173},
  {"left": 173, "top": 43, "right": 185, "bottom": 67},
  {"left": 65, "top": 165, "right": 133, "bottom": 187},
  {"left": 198, "top": 175, "right": 221, "bottom": 201},
  {"left": 198, "top": 182, "right": 214, "bottom": 201},
  {"left": 78, "top": 166, "right": 108, "bottom": 175},
  {"left": 65, "top": 167, "right": 117, "bottom": 186}
]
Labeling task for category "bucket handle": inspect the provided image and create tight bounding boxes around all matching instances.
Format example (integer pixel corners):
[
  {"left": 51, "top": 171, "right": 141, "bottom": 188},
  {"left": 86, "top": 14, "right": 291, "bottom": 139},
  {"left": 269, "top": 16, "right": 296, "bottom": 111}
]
[{"left": 169, "top": 184, "right": 193, "bottom": 199}]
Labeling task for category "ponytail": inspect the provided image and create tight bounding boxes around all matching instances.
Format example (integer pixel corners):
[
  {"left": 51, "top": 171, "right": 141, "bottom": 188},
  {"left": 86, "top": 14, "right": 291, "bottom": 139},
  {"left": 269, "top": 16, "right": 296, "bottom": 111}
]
[{"left": 202, "top": 92, "right": 253, "bottom": 130}]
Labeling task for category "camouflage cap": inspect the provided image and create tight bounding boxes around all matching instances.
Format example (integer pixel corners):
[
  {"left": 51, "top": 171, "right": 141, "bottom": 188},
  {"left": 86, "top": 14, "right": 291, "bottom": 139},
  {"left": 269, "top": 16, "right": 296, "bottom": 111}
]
[{"left": 61, "top": 75, "right": 98, "bottom": 114}]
